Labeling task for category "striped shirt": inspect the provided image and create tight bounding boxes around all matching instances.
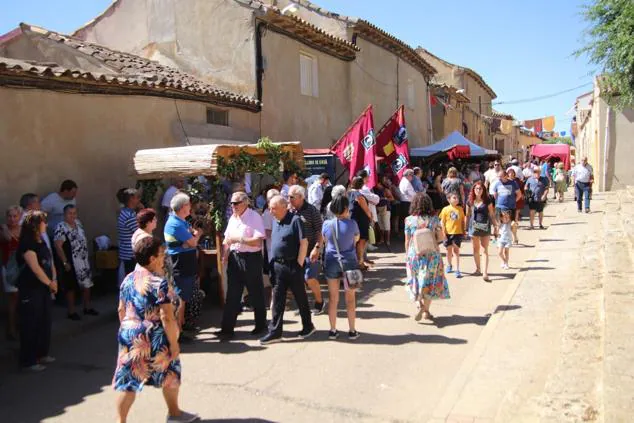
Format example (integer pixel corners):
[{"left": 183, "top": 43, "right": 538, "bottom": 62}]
[
  {"left": 117, "top": 207, "right": 138, "bottom": 260},
  {"left": 293, "top": 201, "right": 323, "bottom": 251}
]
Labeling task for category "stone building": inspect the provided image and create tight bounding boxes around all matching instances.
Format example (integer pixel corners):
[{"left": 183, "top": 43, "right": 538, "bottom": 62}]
[
  {"left": 574, "top": 78, "right": 634, "bottom": 191},
  {"left": 417, "top": 47, "right": 497, "bottom": 149},
  {"left": 0, "top": 24, "right": 260, "bottom": 239},
  {"left": 71, "top": 0, "right": 437, "bottom": 149}
]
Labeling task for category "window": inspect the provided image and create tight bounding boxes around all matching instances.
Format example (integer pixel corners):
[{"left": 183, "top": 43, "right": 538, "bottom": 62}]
[
  {"left": 206, "top": 108, "right": 229, "bottom": 126},
  {"left": 495, "top": 138, "right": 505, "bottom": 154},
  {"left": 300, "top": 53, "right": 319, "bottom": 97},
  {"left": 407, "top": 80, "right": 415, "bottom": 110}
]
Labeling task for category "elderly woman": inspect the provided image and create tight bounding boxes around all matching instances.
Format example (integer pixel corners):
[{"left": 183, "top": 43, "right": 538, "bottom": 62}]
[
  {"left": 131, "top": 208, "right": 158, "bottom": 249},
  {"left": 325, "top": 185, "right": 347, "bottom": 220},
  {"left": 1, "top": 205, "right": 22, "bottom": 340},
  {"left": 113, "top": 237, "right": 198, "bottom": 423},
  {"left": 554, "top": 162, "right": 567, "bottom": 202},
  {"left": 54, "top": 205, "right": 98, "bottom": 320},
  {"left": 164, "top": 193, "right": 201, "bottom": 331},
  {"left": 322, "top": 196, "right": 360, "bottom": 340},
  {"left": 441, "top": 167, "right": 465, "bottom": 206},
  {"left": 17, "top": 211, "right": 58, "bottom": 371}
]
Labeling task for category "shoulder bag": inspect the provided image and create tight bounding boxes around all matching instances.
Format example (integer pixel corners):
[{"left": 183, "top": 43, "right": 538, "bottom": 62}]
[{"left": 333, "top": 219, "right": 363, "bottom": 290}]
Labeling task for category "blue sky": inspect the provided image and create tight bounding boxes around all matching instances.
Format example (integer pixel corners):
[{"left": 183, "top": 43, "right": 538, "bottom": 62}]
[{"left": 1, "top": 0, "right": 594, "bottom": 134}]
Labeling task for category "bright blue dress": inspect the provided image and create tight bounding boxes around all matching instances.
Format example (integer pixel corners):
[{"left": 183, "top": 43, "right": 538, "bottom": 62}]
[{"left": 113, "top": 266, "right": 181, "bottom": 392}]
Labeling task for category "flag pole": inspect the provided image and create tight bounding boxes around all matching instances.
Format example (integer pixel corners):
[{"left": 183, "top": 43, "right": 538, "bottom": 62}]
[
  {"left": 376, "top": 105, "right": 403, "bottom": 138},
  {"left": 330, "top": 104, "right": 373, "bottom": 152}
]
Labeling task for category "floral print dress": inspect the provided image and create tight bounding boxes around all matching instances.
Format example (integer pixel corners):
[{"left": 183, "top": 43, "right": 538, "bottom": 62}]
[
  {"left": 404, "top": 215, "right": 450, "bottom": 301},
  {"left": 113, "top": 266, "right": 181, "bottom": 392}
]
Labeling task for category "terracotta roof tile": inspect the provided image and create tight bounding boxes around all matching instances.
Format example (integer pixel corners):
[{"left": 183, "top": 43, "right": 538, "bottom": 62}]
[{"left": 3, "top": 24, "right": 260, "bottom": 110}]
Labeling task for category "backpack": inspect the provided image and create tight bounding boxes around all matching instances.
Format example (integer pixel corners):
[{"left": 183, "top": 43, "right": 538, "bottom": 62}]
[{"left": 413, "top": 218, "right": 437, "bottom": 255}]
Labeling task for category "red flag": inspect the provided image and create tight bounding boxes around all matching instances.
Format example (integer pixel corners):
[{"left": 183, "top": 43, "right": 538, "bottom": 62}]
[
  {"left": 376, "top": 105, "right": 410, "bottom": 181},
  {"left": 331, "top": 105, "right": 377, "bottom": 188}
]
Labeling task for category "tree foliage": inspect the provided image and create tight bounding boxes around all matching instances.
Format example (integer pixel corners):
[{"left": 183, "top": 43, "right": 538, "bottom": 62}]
[{"left": 576, "top": 0, "right": 634, "bottom": 109}]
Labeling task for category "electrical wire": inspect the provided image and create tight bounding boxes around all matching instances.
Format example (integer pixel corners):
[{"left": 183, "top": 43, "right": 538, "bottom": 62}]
[
  {"left": 174, "top": 99, "right": 191, "bottom": 146},
  {"left": 492, "top": 82, "right": 593, "bottom": 105}
]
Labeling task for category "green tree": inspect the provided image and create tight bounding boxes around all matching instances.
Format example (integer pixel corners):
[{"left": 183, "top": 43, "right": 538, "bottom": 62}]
[{"left": 576, "top": 0, "right": 634, "bottom": 109}]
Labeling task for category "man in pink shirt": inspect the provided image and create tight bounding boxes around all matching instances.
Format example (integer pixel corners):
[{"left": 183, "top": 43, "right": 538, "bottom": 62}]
[{"left": 218, "top": 191, "right": 267, "bottom": 339}]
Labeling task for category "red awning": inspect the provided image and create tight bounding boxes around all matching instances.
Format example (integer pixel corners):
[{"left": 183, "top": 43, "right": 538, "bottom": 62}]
[
  {"left": 446, "top": 145, "right": 470, "bottom": 160},
  {"left": 531, "top": 144, "right": 571, "bottom": 170},
  {"left": 304, "top": 149, "right": 331, "bottom": 155}
]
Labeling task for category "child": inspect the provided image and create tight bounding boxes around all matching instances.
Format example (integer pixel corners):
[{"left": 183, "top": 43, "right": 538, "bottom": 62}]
[
  {"left": 498, "top": 210, "right": 513, "bottom": 269},
  {"left": 439, "top": 193, "right": 466, "bottom": 278}
]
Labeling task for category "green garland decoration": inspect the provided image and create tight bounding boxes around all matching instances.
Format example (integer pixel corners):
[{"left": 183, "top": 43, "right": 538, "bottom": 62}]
[{"left": 136, "top": 179, "right": 164, "bottom": 208}]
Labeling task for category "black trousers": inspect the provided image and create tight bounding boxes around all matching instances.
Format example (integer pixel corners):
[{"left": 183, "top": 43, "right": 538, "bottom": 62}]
[
  {"left": 19, "top": 286, "right": 52, "bottom": 367},
  {"left": 268, "top": 261, "right": 312, "bottom": 336},
  {"left": 221, "top": 251, "right": 266, "bottom": 333}
]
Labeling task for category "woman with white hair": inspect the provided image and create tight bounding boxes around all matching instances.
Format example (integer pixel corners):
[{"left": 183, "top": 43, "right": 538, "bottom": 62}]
[
  {"left": 164, "top": 192, "right": 201, "bottom": 333},
  {"left": 325, "top": 185, "right": 347, "bottom": 220}
]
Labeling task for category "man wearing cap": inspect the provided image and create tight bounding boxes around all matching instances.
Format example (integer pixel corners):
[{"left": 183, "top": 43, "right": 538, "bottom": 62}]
[
  {"left": 219, "top": 191, "right": 267, "bottom": 339},
  {"left": 307, "top": 173, "right": 330, "bottom": 211}
]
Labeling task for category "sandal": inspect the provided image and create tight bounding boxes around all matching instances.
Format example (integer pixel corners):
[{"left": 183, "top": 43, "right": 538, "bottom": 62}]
[
  {"left": 414, "top": 307, "right": 424, "bottom": 321},
  {"left": 423, "top": 311, "right": 434, "bottom": 321},
  {"left": 483, "top": 274, "right": 491, "bottom": 282},
  {"left": 473, "top": 269, "right": 482, "bottom": 276}
]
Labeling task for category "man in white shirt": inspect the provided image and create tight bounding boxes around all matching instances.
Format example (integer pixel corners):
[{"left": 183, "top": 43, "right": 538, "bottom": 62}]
[
  {"left": 484, "top": 161, "right": 501, "bottom": 194},
  {"left": 307, "top": 173, "right": 330, "bottom": 211},
  {"left": 41, "top": 180, "right": 78, "bottom": 238},
  {"left": 572, "top": 157, "right": 594, "bottom": 213},
  {"left": 399, "top": 169, "right": 416, "bottom": 203},
  {"left": 161, "top": 177, "right": 185, "bottom": 217},
  {"left": 280, "top": 171, "right": 299, "bottom": 200}
]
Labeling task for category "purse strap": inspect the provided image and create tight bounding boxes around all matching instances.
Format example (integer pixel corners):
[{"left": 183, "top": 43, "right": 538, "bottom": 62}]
[{"left": 332, "top": 219, "right": 345, "bottom": 273}]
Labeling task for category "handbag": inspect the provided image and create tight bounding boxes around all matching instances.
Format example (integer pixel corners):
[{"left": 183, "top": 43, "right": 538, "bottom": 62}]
[
  {"left": 368, "top": 225, "right": 376, "bottom": 245},
  {"left": 333, "top": 219, "right": 363, "bottom": 289}
]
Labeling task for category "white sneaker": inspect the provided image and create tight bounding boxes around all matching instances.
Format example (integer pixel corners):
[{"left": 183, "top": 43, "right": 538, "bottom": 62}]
[
  {"left": 166, "top": 411, "right": 199, "bottom": 423},
  {"left": 25, "top": 364, "right": 46, "bottom": 372}
]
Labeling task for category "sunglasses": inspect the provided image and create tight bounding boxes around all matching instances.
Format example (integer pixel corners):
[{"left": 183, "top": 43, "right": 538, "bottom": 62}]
[
  {"left": 289, "top": 195, "right": 299, "bottom": 200},
  {"left": 230, "top": 201, "right": 244, "bottom": 206}
]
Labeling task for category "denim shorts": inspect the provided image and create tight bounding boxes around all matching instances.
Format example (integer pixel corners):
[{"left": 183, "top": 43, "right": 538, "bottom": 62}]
[
  {"left": 304, "top": 258, "right": 321, "bottom": 280},
  {"left": 323, "top": 255, "right": 358, "bottom": 280},
  {"left": 173, "top": 275, "right": 196, "bottom": 302}
]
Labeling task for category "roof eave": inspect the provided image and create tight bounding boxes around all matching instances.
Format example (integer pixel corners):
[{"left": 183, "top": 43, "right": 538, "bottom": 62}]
[{"left": 353, "top": 20, "right": 436, "bottom": 78}]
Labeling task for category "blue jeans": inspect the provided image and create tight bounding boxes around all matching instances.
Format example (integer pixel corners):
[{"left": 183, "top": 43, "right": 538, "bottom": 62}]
[{"left": 575, "top": 181, "right": 591, "bottom": 211}]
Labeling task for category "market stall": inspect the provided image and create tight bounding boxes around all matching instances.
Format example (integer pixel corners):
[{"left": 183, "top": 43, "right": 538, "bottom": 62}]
[
  {"left": 530, "top": 143, "right": 571, "bottom": 170},
  {"left": 133, "top": 140, "right": 304, "bottom": 306},
  {"left": 410, "top": 131, "right": 498, "bottom": 161}
]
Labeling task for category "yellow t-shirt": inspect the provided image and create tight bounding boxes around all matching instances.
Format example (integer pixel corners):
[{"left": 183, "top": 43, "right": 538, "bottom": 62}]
[{"left": 439, "top": 204, "right": 466, "bottom": 235}]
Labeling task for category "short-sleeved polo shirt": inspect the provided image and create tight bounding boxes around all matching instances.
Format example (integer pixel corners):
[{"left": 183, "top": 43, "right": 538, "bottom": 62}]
[
  {"left": 293, "top": 202, "right": 323, "bottom": 252},
  {"left": 164, "top": 214, "right": 197, "bottom": 277},
  {"left": 270, "top": 212, "right": 305, "bottom": 261}
]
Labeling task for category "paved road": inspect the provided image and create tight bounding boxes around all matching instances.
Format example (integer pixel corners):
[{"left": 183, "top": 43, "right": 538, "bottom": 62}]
[{"left": 0, "top": 208, "right": 556, "bottom": 423}]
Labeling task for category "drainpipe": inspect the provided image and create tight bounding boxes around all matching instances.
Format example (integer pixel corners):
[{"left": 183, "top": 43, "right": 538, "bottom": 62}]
[
  {"left": 255, "top": 21, "right": 266, "bottom": 105},
  {"left": 427, "top": 82, "right": 433, "bottom": 145},
  {"left": 603, "top": 105, "right": 611, "bottom": 191}
]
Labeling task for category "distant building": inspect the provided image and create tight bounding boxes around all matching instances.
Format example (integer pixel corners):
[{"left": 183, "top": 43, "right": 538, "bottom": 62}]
[{"left": 574, "top": 78, "right": 634, "bottom": 191}]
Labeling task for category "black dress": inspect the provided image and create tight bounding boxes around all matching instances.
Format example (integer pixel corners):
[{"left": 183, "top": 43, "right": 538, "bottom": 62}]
[
  {"left": 470, "top": 201, "right": 492, "bottom": 237},
  {"left": 348, "top": 190, "right": 370, "bottom": 240}
]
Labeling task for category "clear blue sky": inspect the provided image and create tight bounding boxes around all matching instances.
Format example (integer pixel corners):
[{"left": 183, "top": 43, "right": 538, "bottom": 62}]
[{"left": 1, "top": 0, "right": 595, "bottom": 134}]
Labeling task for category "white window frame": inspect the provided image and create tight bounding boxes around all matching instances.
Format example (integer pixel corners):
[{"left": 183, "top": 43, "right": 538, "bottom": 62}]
[{"left": 300, "top": 52, "right": 319, "bottom": 98}]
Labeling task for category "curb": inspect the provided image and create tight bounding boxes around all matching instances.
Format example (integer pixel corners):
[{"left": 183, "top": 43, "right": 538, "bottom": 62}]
[{"left": 429, "top": 205, "right": 572, "bottom": 421}]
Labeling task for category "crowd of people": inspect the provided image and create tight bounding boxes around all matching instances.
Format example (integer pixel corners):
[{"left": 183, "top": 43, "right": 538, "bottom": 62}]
[{"left": 0, "top": 155, "right": 596, "bottom": 422}]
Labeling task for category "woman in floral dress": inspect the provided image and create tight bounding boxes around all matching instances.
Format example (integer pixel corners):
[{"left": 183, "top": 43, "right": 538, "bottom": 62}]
[
  {"left": 404, "top": 192, "right": 450, "bottom": 321},
  {"left": 113, "top": 237, "right": 198, "bottom": 423}
]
